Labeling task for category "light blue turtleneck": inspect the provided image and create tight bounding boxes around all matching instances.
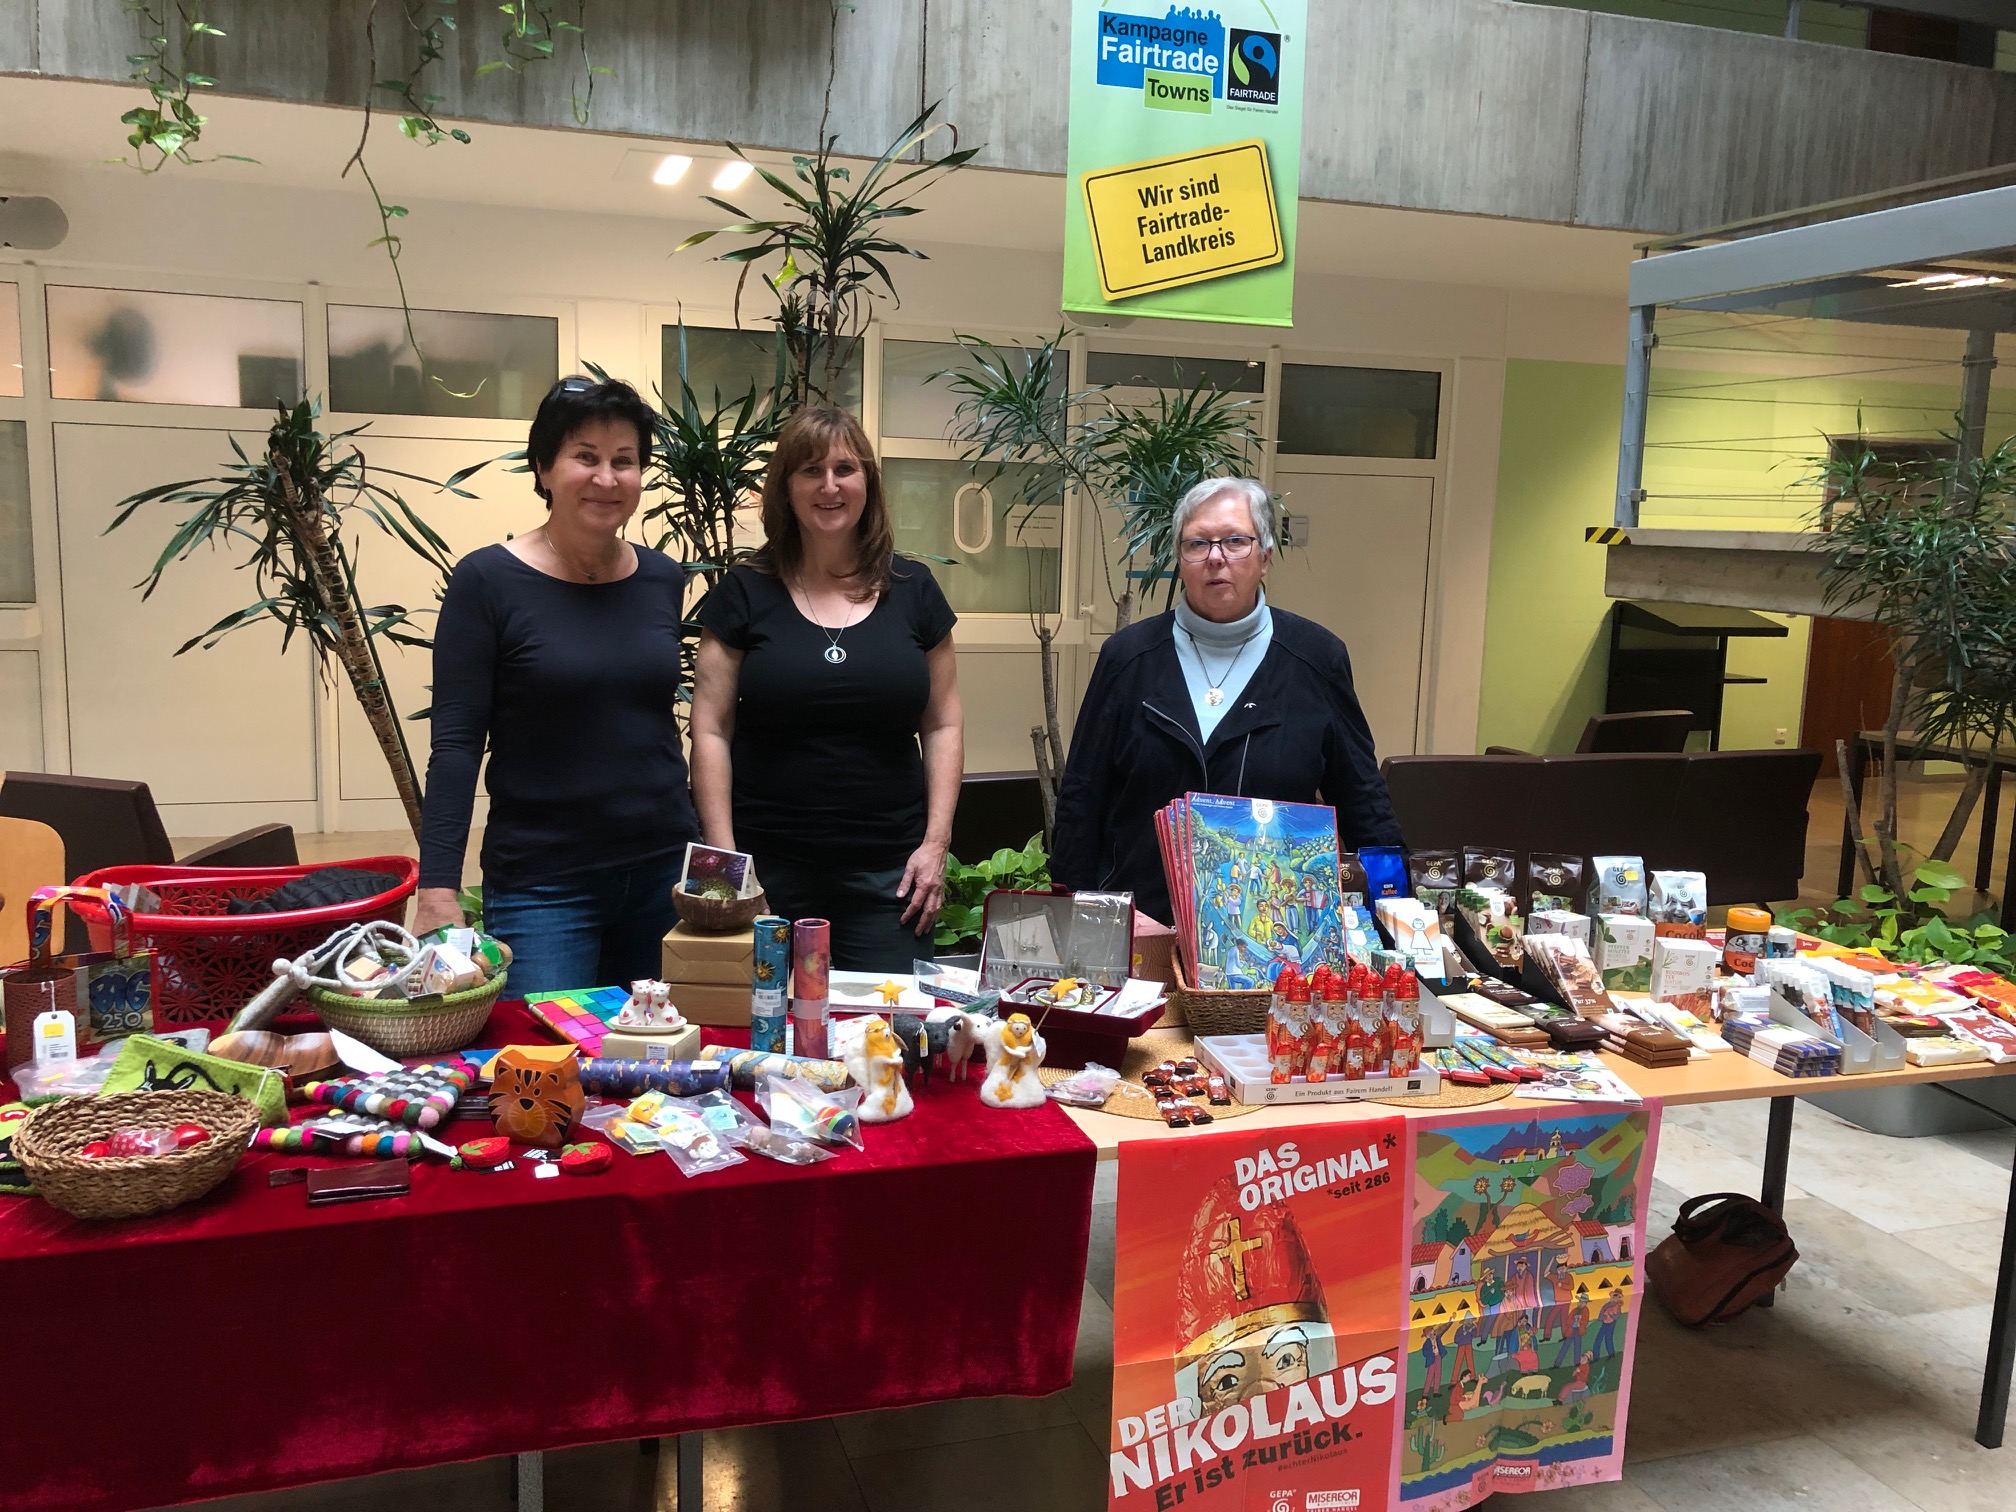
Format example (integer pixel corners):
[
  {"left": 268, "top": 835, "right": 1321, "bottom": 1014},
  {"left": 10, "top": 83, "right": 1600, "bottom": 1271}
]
[{"left": 1173, "top": 588, "right": 1273, "bottom": 741}]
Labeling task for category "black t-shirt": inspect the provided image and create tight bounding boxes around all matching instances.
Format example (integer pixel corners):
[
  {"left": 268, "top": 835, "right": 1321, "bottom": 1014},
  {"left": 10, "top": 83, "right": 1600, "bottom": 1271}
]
[
  {"left": 703, "top": 560, "right": 956, "bottom": 866},
  {"left": 418, "top": 543, "right": 699, "bottom": 891}
]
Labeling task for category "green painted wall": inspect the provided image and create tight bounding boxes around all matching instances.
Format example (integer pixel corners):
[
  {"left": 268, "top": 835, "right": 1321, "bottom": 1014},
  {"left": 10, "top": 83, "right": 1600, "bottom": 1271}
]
[
  {"left": 1475, "top": 357, "right": 1817, "bottom": 756},
  {"left": 1479, "top": 352, "right": 2016, "bottom": 756}
]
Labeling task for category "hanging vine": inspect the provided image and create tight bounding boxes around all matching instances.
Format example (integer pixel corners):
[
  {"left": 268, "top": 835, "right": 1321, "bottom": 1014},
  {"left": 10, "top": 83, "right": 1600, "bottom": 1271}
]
[{"left": 114, "top": 0, "right": 603, "bottom": 335}]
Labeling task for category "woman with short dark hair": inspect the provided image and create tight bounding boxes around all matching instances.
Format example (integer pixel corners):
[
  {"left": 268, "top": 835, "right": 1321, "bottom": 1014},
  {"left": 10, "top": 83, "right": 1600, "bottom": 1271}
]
[
  {"left": 413, "top": 374, "right": 699, "bottom": 992},
  {"left": 689, "top": 406, "right": 963, "bottom": 970}
]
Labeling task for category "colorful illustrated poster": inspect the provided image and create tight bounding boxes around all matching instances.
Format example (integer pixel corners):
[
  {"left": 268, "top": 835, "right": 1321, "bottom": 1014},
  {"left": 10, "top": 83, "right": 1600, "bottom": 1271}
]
[
  {"left": 1397, "top": 1108, "right": 1660, "bottom": 1509},
  {"left": 1111, "top": 1120, "right": 1407, "bottom": 1511},
  {"left": 1065, "top": 1, "right": 1307, "bottom": 326},
  {"left": 1187, "top": 794, "right": 1344, "bottom": 989}
]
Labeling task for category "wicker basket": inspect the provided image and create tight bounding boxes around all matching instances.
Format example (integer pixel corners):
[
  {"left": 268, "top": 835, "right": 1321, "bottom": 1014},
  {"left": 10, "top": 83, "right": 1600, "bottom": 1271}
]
[
  {"left": 14, "top": 1090, "right": 259, "bottom": 1220},
  {"left": 307, "top": 971, "right": 506, "bottom": 1056},
  {"left": 1169, "top": 956, "right": 1272, "bottom": 1038},
  {"left": 671, "top": 888, "right": 767, "bottom": 934}
]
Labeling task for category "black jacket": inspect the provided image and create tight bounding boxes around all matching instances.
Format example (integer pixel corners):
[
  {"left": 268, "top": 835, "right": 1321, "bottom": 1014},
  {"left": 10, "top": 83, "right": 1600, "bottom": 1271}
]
[{"left": 1051, "top": 607, "right": 1403, "bottom": 924}]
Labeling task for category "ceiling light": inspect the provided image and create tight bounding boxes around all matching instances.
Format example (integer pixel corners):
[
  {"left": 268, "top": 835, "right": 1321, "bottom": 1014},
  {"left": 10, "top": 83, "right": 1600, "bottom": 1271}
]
[
  {"left": 712, "top": 160, "right": 754, "bottom": 192},
  {"left": 651, "top": 154, "right": 692, "bottom": 186}
]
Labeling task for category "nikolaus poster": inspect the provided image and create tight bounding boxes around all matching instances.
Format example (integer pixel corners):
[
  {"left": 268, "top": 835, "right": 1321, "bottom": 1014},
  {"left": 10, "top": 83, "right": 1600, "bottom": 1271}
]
[
  {"left": 1109, "top": 1121, "right": 1407, "bottom": 1511},
  {"left": 1064, "top": 1, "right": 1307, "bottom": 326}
]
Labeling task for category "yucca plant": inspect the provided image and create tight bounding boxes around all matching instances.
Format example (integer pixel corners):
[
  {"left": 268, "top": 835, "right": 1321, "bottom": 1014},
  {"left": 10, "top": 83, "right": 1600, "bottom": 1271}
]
[
  {"left": 106, "top": 399, "right": 463, "bottom": 837},
  {"left": 675, "top": 99, "right": 976, "bottom": 412},
  {"left": 1812, "top": 426, "right": 2016, "bottom": 907},
  {"left": 937, "top": 331, "right": 1262, "bottom": 839},
  {"left": 630, "top": 332, "right": 787, "bottom": 702}
]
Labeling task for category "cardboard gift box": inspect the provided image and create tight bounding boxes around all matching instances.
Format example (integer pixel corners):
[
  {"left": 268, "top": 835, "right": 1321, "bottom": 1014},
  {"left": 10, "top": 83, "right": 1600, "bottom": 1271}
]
[{"left": 661, "top": 924, "right": 757, "bottom": 1026}]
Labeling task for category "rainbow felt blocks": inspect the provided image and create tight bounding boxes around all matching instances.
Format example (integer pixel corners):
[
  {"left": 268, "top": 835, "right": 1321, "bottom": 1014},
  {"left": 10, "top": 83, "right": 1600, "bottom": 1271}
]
[{"left": 302, "top": 1062, "right": 472, "bottom": 1131}]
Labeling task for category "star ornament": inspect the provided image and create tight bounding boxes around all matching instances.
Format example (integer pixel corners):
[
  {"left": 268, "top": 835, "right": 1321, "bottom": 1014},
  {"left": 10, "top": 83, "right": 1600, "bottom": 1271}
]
[{"left": 876, "top": 979, "right": 905, "bottom": 1006}]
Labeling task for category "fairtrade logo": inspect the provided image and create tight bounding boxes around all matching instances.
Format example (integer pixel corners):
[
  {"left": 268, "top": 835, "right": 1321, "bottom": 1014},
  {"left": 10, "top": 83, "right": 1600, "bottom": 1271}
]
[{"left": 1227, "top": 27, "right": 1281, "bottom": 105}]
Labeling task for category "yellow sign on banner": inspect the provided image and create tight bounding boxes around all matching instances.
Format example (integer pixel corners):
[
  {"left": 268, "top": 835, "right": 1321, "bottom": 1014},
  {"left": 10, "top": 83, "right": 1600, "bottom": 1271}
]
[{"left": 1080, "top": 138, "right": 1283, "bottom": 301}]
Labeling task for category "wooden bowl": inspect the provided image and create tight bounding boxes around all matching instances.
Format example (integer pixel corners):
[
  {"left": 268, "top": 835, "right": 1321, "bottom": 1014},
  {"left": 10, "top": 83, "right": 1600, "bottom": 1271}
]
[{"left": 672, "top": 887, "right": 767, "bottom": 934}]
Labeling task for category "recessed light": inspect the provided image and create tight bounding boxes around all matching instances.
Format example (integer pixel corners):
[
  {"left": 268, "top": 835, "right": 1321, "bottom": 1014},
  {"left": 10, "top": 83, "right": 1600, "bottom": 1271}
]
[
  {"left": 712, "top": 161, "right": 754, "bottom": 192},
  {"left": 652, "top": 154, "right": 692, "bottom": 186}
]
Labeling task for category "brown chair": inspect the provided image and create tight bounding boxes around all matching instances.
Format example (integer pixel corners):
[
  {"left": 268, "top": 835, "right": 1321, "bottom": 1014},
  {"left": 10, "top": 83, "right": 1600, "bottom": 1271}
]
[
  {"left": 1575, "top": 710, "right": 1696, "bottom": 754},
  {"left": 0, "top": 772, "right": 297, "bottom": 881},
  {"left": 0, "top": 815, "right": 65, "bottom": 964}
]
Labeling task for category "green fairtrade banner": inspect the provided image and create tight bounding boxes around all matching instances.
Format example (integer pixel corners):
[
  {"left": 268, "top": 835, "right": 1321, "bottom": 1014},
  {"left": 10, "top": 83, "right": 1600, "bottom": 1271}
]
[{"left": 1064, "top": 0, "right": 1306, "bottom": 328}]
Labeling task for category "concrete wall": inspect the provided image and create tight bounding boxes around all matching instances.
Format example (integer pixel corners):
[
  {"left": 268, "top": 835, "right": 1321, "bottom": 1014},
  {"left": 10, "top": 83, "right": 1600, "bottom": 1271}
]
[{"left": 8, "top": 0, "right": 2015, "bottom": 233}]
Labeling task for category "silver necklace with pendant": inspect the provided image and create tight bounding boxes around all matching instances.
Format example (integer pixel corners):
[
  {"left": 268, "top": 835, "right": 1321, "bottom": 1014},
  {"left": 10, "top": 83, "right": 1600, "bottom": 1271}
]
[
  {"left": 797, "top": 586, "right": 859, "bottom": 666},
  {"left": 1187, "top": 624, "right": 1263, "bottom": 706}
]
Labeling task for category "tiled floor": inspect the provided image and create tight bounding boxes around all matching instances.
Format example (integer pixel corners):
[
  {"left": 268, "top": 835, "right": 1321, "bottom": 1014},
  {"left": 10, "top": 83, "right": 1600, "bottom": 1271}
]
[
  {"left": 143, "top": 1103, "right": 2014, "bottom": 1512},
  {"left": 155, "top": 779, "right": 2016, "bottom": 1511}
]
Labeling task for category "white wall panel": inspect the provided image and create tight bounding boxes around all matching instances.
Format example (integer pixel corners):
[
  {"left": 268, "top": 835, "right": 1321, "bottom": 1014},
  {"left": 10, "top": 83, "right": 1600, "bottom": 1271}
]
[
  {"left": 53, "top": 422, "right": 317, "bottom": 803},
  {"left": 0, "top": 648, "right": 42, "bottom": 768}
]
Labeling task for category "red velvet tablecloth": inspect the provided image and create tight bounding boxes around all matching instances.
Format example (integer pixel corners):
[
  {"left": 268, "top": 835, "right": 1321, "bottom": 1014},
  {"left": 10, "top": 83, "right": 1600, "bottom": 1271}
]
[{"left": 0, "top": 1003, "right": 1097, "bottom": 1512}]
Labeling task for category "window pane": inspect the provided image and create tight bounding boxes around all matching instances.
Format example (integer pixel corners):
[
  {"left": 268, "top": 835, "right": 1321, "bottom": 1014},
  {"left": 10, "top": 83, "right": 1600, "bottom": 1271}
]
[
  {"left": 330, "top": 306, "right": 558, "bottom": 419},
  {"left": 882, "top": 338, "right": 1067, "bottom": 441},
  {"left": 0, "top": 420, "right": 31, "bottom": 602},
  {"left": 660, "top": 325, "right": 863, "bottom": 415},
  {"left": 47, "top": 287, "right": 302, "bottom": 406},
  {"left": 884, "top": 457, "right": 1061, "bottom": 615},
  {"left": 1086, "top": 349, "right": 1265, "bottom": 393},
  {"left": 0, "top": 283, "right": 21, "bottom": 398},
  {"left": 1279, "top": 363, "right": 1441, "bottom": 458}
]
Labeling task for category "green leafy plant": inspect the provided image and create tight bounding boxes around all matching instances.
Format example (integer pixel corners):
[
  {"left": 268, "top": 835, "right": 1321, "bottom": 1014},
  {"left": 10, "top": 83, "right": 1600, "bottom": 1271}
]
[
  {"left": 119, "top": 0, "right": 242, "bottom": 171},
  {"left": 1776, "top": 857, "right": 2014, "bottom": 974},
  {"left": 937, "top": 331, "right": 1262, "bottom": 838},
  {"left": 1811, "top": 426, "right": 2016, "bottom": 904},
  {"left": 675, "top": 22, "right": 976, "bottom": 415},
  {"left": 935, "top": 834, "right": 1051, "bottom": 950},
  {"left": 106, "top": 399, "right": 467, "bottom": 838},
  {"left": 457, "top": 884, "right": 484, "bottom": 931}
]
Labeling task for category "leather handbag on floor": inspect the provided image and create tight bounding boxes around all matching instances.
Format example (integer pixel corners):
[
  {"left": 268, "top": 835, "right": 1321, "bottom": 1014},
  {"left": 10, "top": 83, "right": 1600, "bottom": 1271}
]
[{"left": 1649, "top": 1191, "right": 1799, "bottom": 1325}]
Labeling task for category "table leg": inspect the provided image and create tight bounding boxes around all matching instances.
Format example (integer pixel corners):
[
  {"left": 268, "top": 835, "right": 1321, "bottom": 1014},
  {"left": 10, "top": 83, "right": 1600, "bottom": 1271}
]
[
  {"left": 514, "top": 1451, "right": 543, "bottom": 1512},
  {"left": 1839, "top": 738, "right": 1869, "bottom": 899},
  {"left": 1757, "top": 1097, "right": 1795, "bottom": 1310},
  {"left": 1978, "top": 763, "right": 2003, "bottom": 897},
  {"left": 1976, "top": 1147, "right": 2016, "bottom": 1448},
  {"left": 676, "top": 1431, "right": 704, "bottom": 1509}
]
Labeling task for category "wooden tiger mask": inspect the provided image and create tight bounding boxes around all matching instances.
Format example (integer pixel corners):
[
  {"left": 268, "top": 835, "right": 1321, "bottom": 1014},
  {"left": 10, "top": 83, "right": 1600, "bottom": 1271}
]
[{"left": 487, "top": 1044, "right": 584, "bottom": 1148}]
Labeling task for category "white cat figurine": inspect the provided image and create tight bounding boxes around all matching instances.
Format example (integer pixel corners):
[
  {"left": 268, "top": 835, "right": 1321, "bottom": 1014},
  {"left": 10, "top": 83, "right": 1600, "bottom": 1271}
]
[{"left": 978, "top": 1012, "right": 1047, "bottom": 1109}]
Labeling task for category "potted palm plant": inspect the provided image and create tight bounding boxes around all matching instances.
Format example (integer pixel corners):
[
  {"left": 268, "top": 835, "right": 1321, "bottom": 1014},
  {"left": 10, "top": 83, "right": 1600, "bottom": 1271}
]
[
  {"left": 106, "top": 399, "right": 464, "bottom": 838},
  {"left": 936, "top": 332, "right": 1262, "bottom": 840}
]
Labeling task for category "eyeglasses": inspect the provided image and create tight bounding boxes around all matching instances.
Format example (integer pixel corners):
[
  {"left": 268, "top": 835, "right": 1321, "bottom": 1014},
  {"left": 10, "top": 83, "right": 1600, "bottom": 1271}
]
[
  {"left": 551, "top": 376, "right": 597, "bottom": 397},
  {"left": 1179, "top": 534, "right": 1258, "bottom": 563}
]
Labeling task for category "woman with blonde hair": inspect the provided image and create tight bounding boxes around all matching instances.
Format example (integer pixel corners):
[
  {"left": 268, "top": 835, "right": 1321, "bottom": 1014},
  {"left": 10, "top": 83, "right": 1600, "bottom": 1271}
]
[{"left": 690, "top": 407, "right": 963, "bottom": 969}]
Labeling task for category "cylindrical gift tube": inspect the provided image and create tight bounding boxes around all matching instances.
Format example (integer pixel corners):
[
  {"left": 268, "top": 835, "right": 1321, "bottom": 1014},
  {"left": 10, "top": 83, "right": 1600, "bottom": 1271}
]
[
  {"left": 790, "top": 997, "right": 830, "bottom": 1060},
  {"left": 577, "top": 1059, "right": 735, "bottom": 1098},
  {"left": 697, "top": 1043, "right": 850, "bottom": 1093},
  {"left": 792, "top": 919, "right": 831, "bottom": 999},
  {"left": 751, "top": 915, "right": 792, "bottom": 1055},
  {"left": 791, "top": 917, "right": 832, "bottom": 1058}
]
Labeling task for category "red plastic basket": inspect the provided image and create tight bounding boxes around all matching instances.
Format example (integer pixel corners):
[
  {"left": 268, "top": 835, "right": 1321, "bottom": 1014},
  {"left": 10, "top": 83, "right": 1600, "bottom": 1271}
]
[{"left": 69, "top": 857, "right": 418, "bottom": 1026}]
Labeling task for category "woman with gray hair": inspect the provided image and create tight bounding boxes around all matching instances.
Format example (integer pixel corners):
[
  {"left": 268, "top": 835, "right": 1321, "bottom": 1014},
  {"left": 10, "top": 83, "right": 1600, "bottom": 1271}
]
[{"left": 1051, "top": 476, "right": 1402, "bottom": 924}]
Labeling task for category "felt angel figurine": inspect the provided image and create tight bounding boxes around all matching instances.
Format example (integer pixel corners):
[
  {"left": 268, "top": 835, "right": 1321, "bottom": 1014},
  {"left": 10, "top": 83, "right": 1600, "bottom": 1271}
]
[
  {"left": 978, "top": 1012, "right": 1047, "bottom": 1109},
  {"left": 843, "top": 1015, "right": 914, "bottom": 1123}
]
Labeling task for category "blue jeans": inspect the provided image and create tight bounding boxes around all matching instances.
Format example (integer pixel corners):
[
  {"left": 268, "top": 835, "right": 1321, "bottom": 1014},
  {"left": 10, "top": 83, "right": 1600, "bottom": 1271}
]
[{"left": 484, "top": 855, "right": 681, "bottom": 996}]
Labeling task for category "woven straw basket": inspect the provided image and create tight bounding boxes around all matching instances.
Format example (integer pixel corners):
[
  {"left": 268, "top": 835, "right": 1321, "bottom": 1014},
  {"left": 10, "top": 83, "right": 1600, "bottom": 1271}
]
[
  {"left": 1169, "top": 956, "right": 1272, "bottom": 1038},
  {"left": 672, "top": 888, "right": 767, "bottom": 934},
  {"left": 308, "top": 971, "right": 506, "bottom": 1056},
  {"left": 15, "top": 1089, "right": 259, "bottom": 1220}
]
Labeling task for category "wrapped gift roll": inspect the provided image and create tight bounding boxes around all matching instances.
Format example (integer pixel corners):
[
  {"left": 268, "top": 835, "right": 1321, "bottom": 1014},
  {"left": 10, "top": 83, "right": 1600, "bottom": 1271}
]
[
  {"left": 697, "top": 1043, "right": 850, "bottom": 1093},
  {"left": 751, "top": 915, "right": 792, "bottom": 1055},
  {"left": 577, "top": 1059, "right": 735, "bottom": 1098}
]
